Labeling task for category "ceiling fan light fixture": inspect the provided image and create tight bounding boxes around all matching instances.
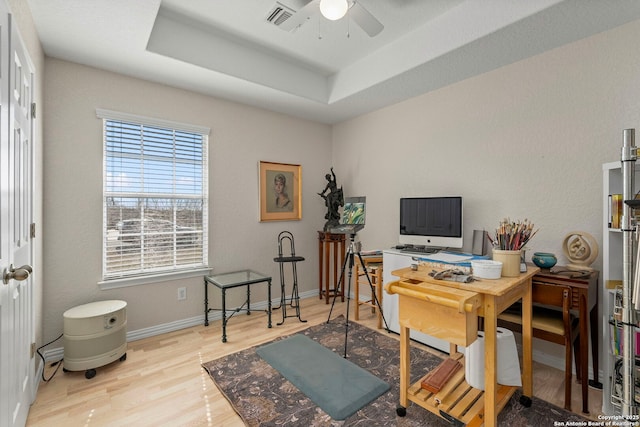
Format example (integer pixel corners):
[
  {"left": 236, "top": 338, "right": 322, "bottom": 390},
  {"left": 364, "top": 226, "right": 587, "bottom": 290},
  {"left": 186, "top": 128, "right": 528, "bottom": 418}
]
[{"left": 319, "top": 0, "right": 349, "bottom": 21}]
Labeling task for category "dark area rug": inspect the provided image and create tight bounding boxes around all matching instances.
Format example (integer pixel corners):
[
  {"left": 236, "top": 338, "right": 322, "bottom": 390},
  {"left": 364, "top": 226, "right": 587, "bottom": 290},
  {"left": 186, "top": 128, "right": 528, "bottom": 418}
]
[{"left": 202, "top": 316, "right": 590, "bottom": 426}]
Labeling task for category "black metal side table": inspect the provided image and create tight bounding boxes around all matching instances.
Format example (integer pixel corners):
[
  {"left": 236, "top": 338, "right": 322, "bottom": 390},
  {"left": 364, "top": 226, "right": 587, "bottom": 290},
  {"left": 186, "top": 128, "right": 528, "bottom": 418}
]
[{"left": 204, "top": 270, "right": 272, "bottom": 343}]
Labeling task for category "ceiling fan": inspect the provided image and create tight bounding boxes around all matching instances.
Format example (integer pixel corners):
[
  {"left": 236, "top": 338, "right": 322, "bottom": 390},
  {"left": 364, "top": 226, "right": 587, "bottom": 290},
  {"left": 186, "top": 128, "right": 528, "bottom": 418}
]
[{"left": 272, "top": 0, "right": 384, "bottom": 37}]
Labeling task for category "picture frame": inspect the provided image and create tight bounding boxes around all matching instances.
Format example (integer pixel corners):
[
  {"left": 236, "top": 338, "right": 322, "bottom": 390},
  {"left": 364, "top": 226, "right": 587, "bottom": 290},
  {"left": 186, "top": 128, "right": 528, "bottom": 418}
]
[{"left": 259, "top": 161, "right": 302, "bottom": 221}]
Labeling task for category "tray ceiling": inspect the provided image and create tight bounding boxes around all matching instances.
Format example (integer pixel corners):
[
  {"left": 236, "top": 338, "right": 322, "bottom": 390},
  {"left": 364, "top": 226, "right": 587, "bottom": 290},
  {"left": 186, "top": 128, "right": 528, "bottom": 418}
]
[{"left": 27, "top": 0, "right": 640, "bottom": 123}]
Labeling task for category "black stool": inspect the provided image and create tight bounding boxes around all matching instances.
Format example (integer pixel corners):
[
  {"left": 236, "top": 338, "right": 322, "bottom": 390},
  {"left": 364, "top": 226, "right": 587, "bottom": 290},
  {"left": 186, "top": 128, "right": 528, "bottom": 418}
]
[{"left": 273, "top": 231, "right": 307, "bottom": 325}]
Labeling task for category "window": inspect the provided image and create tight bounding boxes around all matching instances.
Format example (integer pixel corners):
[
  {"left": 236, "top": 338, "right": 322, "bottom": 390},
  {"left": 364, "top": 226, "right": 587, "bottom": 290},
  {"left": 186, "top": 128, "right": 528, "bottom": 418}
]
[{"left": 99, "top": 109, "right": 209, "bottom": 282}]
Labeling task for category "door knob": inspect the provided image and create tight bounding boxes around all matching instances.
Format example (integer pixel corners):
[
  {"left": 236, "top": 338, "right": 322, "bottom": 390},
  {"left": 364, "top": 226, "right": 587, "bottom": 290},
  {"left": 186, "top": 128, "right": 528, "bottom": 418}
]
[{"left": 3, "top": 264, "right": 32, "bottom": 284}]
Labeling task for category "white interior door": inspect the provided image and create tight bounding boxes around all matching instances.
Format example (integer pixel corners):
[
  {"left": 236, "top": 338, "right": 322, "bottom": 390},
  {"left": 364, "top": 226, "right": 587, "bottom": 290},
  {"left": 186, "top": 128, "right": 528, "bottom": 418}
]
[
  {"left": 0, "top": 6, "right": 35, "bottom": 427},
  {"left": 0, "top": 2, "right": 12, "bottom": 424}
]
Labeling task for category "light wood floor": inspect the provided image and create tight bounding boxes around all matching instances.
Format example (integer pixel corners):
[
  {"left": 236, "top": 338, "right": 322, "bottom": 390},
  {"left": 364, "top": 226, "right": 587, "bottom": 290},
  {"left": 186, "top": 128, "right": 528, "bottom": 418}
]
[{"left": 26, "top": 296, "right": 603, "bottom": 426}]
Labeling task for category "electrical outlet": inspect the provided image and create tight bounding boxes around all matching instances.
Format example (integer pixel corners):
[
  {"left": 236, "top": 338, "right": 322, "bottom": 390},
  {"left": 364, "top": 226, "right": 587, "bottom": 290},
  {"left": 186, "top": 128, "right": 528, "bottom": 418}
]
[{"left": 177, "top": 287, "right": 187, "bottom": 301}]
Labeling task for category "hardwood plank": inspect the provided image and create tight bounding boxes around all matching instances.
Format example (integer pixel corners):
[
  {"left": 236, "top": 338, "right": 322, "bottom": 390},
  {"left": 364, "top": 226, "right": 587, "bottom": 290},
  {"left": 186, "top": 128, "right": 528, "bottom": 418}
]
[{"left": 26, "top": 296, "right": 602, "bottom": 426}]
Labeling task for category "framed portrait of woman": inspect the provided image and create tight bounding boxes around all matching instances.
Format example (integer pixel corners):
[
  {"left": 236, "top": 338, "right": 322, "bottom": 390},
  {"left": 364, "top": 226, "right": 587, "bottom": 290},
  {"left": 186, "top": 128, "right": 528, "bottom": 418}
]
[{"left": 259, "top": 161, "right": 302, "bottom": 221}]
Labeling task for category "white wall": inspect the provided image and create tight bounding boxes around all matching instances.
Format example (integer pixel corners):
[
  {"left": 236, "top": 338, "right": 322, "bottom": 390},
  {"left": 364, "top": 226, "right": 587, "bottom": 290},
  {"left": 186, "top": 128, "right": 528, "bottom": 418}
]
[
  {"left": 334, "top": 19, "right": 640, "bottom": 256},
  {"left": 42, "top": 59, "right": 332, "bottom": 342},
  {"left": 331, "top": 18, "right": 640, "bottom": 368}
]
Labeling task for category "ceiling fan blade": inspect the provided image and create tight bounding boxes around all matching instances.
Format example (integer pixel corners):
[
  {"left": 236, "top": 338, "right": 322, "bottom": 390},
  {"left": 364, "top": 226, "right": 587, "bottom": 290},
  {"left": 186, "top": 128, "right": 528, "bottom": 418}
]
[
  {"left": 278, "top": 0, "right": 319, "bottom": 32},
  {"left": 349, "top": 1, "right": 384, "bottom": 37}
]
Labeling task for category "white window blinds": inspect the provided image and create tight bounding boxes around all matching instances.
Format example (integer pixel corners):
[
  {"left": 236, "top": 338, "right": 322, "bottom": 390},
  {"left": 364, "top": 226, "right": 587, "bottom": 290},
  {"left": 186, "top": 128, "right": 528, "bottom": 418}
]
[{"left": 100, "top": 110, "right": 209, "bottom": 280}]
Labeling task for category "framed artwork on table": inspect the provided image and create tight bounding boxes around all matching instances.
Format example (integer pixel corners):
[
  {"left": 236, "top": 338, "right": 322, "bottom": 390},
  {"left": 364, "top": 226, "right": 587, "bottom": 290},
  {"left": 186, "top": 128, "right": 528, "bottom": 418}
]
[{"left": 259, "top": 161, "right": 302, "bottom": 221}]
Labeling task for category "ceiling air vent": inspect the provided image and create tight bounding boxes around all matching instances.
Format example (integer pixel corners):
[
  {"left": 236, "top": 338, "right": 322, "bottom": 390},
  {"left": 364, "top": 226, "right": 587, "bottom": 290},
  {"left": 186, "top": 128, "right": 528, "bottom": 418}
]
[{"left": 266, "top": 2, "right": 296, "bottom": 27}]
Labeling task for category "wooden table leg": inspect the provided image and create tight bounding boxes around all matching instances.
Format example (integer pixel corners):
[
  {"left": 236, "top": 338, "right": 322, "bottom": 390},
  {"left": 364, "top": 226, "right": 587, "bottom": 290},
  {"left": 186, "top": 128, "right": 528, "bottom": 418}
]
[
  {"left": 580, "top": 293, "right": 589, "bottom": 414},
  {"left": 449, "top": 342, "right": 457, "bottom": 356},
  {"left": 399, "top": 324, "right": 410, "bottom": 409},
  {"left": 376, "top": 269, "right": 383, "bottom": 329},
  {"left": 324, "top": 238, "right": 330, "bottom": 303},
  {"left": 484, "top": 295, "right": 497, "bottom": 427},
  {"left": 318, "top": 235, "right": 323, "bottom": 300},
  {"left": 589, "top": 302, "right": 601, "bottom": 387},
  {"left": 522, "top": 279, "right": 533, "bottom": 398}
]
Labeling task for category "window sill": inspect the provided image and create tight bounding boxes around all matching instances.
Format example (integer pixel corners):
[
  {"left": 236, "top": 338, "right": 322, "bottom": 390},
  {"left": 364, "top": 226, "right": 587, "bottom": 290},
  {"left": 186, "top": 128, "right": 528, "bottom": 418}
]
[{"left": 98, "top": 267, "right": 212, "bottom": 290}]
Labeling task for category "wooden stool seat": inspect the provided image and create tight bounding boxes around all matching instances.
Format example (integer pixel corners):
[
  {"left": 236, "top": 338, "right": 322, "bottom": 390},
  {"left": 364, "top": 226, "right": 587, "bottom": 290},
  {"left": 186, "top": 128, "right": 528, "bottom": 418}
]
[
  {"left": 499, "top": 306, "right": 576, "bottom": 336},
  {"left": 353, "top": 256, "right": 383, "bottom": 329}
]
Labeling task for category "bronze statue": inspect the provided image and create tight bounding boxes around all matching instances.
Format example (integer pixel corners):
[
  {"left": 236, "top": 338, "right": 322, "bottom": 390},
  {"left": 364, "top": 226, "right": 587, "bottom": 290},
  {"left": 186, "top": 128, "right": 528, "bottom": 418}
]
[{"left": 318, "top": 167, "right": 343, "bottom": 231}]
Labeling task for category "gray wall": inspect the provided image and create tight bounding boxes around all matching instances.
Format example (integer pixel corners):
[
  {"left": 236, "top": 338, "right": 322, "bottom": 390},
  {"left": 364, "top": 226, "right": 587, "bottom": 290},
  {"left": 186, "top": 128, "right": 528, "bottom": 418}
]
[
  {"left": 331, "top": 18, "right": 640, "bottom": 368},
  {"left": 42, "top": 59, "right": 332, "bottom": 341}
]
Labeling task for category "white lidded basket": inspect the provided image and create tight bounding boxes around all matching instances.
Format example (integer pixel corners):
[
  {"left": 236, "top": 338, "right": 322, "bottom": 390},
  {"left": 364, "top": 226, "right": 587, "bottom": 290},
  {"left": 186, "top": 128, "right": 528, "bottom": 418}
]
[{"left": 471, "top": 260, "right": 502, "bottom": 279}]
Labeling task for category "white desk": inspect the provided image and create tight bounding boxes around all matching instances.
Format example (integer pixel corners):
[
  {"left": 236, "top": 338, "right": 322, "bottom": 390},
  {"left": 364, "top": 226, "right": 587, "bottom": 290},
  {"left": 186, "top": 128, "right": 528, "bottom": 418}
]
[{"left": 383, "top": 249, "right": 451, "bottom": 352}]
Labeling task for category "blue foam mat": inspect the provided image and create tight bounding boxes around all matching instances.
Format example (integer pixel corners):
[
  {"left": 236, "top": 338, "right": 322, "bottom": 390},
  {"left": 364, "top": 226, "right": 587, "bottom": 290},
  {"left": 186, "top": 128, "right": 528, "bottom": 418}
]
[{"left": 256, "top": 333, "right": 390, "bottom": 420}]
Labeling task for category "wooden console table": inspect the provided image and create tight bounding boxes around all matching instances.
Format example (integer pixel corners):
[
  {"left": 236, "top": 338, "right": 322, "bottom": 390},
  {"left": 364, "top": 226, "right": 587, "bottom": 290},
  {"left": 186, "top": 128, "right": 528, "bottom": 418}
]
[
  {"left": 532, "top": 267, "right": 600, "bottom": 414},
  {"left": 387, "top": 265, "right": 539, "bottom": 427},
  {"left": 317, "top": 231, "right": 346, "bottom": 304}
]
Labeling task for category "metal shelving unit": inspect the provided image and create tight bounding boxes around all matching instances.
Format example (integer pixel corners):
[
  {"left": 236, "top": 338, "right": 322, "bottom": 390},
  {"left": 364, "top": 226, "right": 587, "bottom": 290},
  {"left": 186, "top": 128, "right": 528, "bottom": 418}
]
[{"left": 603, "top": 129, "right": 639, "bottom": 415}]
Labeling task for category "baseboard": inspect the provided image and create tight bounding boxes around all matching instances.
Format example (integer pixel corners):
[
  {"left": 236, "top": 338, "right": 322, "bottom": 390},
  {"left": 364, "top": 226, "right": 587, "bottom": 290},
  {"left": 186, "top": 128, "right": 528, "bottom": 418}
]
[
  {"left": 32, "top": 358, "right": 43, "bottom": 400},
  {"left": 41, "top": 289, "right": 318, "bottom": 362}
]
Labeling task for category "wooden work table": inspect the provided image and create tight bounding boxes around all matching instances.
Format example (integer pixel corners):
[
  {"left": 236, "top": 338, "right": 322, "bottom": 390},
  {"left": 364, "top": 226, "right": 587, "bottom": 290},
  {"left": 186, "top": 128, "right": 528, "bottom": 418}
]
[{"left": 387, "top": 265, "right": 539, "bottom": 427}]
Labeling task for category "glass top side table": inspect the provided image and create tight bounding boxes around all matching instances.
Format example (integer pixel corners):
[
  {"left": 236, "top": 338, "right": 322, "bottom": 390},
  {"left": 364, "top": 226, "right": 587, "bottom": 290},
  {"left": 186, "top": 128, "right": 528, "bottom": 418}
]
[{"left": 204, "top": 269, "right": 272, "bottom": 342}]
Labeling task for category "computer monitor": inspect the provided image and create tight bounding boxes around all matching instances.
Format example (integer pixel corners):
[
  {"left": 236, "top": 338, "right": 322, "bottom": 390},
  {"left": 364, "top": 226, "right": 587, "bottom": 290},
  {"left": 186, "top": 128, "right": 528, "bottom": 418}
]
[{"left": 399, "top": 196, "right": 463, "bottom": 248}]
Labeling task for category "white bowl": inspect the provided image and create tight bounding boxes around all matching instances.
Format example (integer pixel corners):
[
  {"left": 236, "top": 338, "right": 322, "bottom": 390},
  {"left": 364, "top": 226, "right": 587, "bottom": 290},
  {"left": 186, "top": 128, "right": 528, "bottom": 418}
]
[{"left": 472, "top": 260, "right": 502, "bottom": 279}]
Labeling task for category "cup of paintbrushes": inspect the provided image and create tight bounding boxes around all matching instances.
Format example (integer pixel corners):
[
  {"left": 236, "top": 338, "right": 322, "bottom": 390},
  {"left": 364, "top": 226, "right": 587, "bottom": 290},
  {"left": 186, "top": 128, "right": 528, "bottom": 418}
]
[{"left": 492, "top": 249, "right": 522, "bottom": 277}]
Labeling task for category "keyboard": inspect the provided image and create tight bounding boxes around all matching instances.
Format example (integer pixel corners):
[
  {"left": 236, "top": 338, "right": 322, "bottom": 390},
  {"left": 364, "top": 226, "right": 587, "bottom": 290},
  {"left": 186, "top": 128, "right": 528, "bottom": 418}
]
[{"left": 399, "top": 246, "right": 440, "bottom": 254}]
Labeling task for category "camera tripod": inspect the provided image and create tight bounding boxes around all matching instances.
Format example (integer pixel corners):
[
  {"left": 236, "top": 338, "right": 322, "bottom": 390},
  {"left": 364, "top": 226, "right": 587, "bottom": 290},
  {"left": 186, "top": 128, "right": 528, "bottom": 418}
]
[{"left": 327, "top": 232, "right": 389, "bottom": 358}]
